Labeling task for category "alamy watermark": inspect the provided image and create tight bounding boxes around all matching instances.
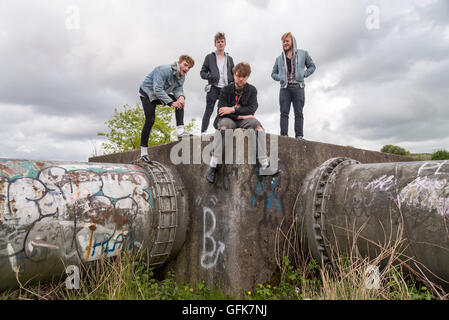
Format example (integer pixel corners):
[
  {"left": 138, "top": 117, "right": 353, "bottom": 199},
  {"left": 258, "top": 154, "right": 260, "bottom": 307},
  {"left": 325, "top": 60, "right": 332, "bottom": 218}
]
[
  {"left": 169, "top": 129, "right": 279, "bottom": 175},
  {"left": 65, "top": 5, "right": 80, "bottom": 30},
  {"left": 65, "top": 265, "right": 80, "bottom": 289},
  {"left": 365, "top": 264, "right": 381, "bottom": 290},
  {"left": 366, "top": 5, "right": 380, "bottom": 30}
]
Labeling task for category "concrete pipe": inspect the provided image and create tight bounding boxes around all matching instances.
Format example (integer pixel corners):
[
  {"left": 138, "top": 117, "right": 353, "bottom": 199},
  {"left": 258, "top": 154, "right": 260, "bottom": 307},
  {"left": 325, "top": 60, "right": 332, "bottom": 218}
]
[
  {"left": 0, "top": 159, "right": 186, "bottom": 291},
  {"left": 297, "top": 158, "right": 449, "bottom": 288}
]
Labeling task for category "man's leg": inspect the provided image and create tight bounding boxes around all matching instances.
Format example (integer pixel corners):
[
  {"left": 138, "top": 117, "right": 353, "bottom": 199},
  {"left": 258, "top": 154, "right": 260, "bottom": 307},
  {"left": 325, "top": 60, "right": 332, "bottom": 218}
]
[
  {"left": 238, "top": 118, "right": 280, "bottom": 176},
  {"left": 168, "top": 94, "right": 190, "bottom": 138},
  {"left": 279, "top": 88, "right": 292, "bottom": 136},
  {"left": 206, "top": 118, "right": 236, "bottom": 184},
  {"left": 201, "top": 87, "right": 220, "bottom": 133},
  {"left": 291, "top": 87, "right": 305, "bottom": 138},
  {"left": 139, "top": 96, "right": 157, "bottom": 163}
]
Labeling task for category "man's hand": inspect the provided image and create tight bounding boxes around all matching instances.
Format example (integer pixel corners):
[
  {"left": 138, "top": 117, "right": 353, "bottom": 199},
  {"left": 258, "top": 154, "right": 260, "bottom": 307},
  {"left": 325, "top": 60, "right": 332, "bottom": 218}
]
[
  {"left": 177, "top": 96, "right": 185, "bottom": 107},
  {"left": 218, "top": 107, "right": 235, "bottom": 116},
  {"left": 172, "top": 101, "right": 183, "bottom": 109}
]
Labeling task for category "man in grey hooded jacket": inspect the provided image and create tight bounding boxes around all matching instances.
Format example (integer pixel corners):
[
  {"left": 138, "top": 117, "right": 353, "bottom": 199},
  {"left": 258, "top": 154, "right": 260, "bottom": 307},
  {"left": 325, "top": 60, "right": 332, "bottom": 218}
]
[{"left": 271, "top": 32, "right": 316, "bottom": 139}]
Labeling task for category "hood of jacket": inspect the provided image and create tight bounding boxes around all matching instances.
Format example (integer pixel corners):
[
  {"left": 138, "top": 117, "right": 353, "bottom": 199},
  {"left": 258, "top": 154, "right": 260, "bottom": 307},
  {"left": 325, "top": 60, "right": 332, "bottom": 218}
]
[{"left": 171, "top": 61, "right": 182, "bottom": 80}]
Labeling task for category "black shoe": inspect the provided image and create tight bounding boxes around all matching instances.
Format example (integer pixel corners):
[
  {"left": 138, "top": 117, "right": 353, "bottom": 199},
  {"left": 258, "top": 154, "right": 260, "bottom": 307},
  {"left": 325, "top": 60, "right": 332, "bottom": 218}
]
[
  {"left": 139, "top": 155, "right": 153, "bottom": 165},
  {"left": 205, "top": 166, "right": 217, "bottom": 184}
]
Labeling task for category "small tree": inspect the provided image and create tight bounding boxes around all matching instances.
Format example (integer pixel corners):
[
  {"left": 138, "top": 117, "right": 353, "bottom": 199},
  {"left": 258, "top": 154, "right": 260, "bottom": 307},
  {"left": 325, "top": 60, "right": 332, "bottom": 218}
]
[
  {"left": 431, "top": 149, "right": 449, "bottom": 160},
  {"left": 380, "top": 144, "right": 410, "bottom": 156},
  {"left": 98, "top": 103, "right": 197, "bottom": 154}
]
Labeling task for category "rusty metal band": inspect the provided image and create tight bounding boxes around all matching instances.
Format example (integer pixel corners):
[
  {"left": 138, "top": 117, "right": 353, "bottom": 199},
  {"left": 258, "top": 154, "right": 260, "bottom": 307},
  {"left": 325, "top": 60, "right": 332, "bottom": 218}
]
[
  {"left": 310, "top": 157, "right": 360, "bottom": 265},
  {"left": 135, "top": 161, "right": 178, "bottom": 267}
]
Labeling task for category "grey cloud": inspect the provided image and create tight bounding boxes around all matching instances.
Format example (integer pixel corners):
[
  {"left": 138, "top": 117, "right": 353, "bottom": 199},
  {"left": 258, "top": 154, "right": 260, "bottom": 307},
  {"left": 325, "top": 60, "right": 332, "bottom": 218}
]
[{"left": 1, "top": 0, "right": 449, "bottom": 161}]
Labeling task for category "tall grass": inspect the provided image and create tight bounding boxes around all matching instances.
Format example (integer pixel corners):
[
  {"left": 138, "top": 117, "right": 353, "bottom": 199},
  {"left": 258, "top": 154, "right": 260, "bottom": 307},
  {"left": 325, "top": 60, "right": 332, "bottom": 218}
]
[
  {"left": 2, "top": 207, "right": 448, "bottom": 300},
  {"left": 273, "top": 202, "right": 448, "bottom": 300}
]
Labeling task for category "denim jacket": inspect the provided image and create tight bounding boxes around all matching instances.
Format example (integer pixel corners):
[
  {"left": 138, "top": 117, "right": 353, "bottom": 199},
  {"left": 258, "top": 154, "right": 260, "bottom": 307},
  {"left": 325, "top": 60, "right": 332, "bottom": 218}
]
[
  {"left": 139, "top": 62, "right": 185, "bottom": 105},
  {"left": 271, "top": 35, "right": 316, "bottom": 88}
]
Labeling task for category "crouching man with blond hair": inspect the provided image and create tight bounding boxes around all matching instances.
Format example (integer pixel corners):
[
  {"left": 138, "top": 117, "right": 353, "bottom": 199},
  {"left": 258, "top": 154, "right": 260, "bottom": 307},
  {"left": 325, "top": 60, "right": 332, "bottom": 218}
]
[{"left": 138, "top": 55, "right": 195, "bottom": 164}]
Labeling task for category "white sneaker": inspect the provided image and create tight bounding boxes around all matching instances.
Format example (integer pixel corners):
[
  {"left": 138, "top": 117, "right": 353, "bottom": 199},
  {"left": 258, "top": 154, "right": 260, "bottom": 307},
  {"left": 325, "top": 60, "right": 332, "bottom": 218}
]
[{"left": 177, "top": 131, "right": 193, "bottom": 139}]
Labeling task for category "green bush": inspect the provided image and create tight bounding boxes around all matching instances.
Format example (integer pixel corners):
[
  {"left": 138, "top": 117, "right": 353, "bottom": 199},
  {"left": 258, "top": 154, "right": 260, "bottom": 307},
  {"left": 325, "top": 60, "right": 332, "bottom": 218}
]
[
  {"left": 431, "top": 149, "right": 449, "bottom": 160},
  {"left": 380, "top": 144, "right": 410, "bottom": 156}
]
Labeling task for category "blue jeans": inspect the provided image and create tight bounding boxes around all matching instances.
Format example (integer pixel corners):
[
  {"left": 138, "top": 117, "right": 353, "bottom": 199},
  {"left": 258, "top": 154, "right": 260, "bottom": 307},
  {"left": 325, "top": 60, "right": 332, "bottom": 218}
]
[{"left": 279, "top": 86, "right": 305, "bottom": 137}]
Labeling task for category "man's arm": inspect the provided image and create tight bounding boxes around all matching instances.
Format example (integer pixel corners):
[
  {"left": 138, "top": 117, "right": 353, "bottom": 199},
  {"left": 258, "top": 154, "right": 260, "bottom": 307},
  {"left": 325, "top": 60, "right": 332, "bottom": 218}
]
[
  {"left": 200, "top": 55, "right": 211, "bottom": 80},
  {"left": 228, "top": 56, "right": 235, "bottom": 84},
  {"left": 152, "top": 67, "right": 174, "bottom": 105},
  {"left": 304, "top": 51, "right": 316, "bottom": 78},
  {"left": 271, "top": 58, "right": 281, "bottom": 81},
  {"left": 172, "top": 76, "right": 185, "bottom": 101}
]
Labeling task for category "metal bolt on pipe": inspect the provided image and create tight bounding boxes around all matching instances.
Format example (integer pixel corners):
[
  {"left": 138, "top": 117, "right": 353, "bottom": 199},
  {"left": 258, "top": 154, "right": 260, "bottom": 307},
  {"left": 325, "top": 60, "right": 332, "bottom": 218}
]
[
  {"left": 0, "top": 159, "right": 186, "bottom": 291},
  {"left": 297, "top": 158, "right": 449, "bottom": 288}
]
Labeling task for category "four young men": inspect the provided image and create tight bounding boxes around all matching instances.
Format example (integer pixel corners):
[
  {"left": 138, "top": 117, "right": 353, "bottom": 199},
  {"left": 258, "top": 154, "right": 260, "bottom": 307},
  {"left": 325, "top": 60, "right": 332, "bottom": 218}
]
[{"left": 138, "top": 32, "right": 316, "bottom": 181}]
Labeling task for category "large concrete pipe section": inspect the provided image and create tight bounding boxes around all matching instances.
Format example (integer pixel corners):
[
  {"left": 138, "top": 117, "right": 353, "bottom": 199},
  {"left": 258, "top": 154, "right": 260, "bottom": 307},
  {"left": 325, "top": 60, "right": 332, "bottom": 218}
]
[
  {"left": 298, "top": 158, "right": 449, "bottom": 288},
  {"left": 0, "top": 159, "right": 186, "bottom": 291}
]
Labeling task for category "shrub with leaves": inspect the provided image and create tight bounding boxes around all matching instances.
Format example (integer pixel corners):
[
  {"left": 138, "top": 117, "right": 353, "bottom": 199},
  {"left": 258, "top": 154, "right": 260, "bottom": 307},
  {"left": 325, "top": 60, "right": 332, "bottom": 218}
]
[
  {"left": 380, "top": 144, "right": 410, "bottom": 156},
  {"left": 98, "top": 103, "right": 197, "bottom": 154},
  {"left": 431, "top": 149, "right": 449, "bottom": 160}
]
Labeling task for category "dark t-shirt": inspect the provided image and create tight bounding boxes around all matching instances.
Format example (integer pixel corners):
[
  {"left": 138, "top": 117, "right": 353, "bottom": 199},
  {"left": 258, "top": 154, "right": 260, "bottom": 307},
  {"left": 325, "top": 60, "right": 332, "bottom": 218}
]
[{"left": 286, "top": 56, "right": 292, "bottom": 74}]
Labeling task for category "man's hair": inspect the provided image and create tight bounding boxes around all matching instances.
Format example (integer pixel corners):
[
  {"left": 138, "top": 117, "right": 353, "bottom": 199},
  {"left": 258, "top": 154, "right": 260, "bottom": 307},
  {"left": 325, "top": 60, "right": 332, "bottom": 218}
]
[
  {"left": 214, "top": 32, "right": 226, "bottom": 43},
  {"left": 233, "top": 62, "right": 251, "bottom": 77},
  {"left": 281, "top": 32, "right": 292, "bottom": 41},
  {"left": 178, "top": 55, "right": 195, "bottom": 68}
]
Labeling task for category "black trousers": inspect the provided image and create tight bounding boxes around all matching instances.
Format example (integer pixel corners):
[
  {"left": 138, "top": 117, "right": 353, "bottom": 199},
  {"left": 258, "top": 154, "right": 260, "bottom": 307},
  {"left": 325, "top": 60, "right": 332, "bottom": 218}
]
[
  {"left": 140, "top": 95, "right": 184, "bottom": 147},
  {"left": 201, "top": 86, "right": 222, "bottom": 133}
]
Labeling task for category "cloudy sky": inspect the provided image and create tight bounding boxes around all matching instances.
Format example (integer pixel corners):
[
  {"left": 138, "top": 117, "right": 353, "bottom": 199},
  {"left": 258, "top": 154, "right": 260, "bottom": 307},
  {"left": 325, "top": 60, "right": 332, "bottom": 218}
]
[{"left": 1, "top": 0, "right": 448, "bottom": 162}]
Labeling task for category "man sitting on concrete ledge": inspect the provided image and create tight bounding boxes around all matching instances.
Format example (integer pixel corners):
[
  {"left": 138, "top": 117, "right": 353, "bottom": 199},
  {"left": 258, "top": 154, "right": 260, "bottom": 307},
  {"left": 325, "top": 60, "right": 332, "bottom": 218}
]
[{"left": 206, "top": 62, "right": 280, "bottom": 184}]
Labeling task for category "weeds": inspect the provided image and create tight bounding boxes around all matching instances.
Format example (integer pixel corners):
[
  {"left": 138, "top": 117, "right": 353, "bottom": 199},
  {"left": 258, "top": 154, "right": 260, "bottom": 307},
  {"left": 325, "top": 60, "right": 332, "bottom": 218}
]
[{"left": 1, "top": 204, "right": 447, "bottom": 300}]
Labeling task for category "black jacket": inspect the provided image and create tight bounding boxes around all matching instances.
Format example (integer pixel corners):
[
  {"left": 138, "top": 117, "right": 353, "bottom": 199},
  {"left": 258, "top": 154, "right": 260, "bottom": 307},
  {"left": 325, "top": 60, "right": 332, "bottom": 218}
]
[
  {"left": 213, "top": 82, "right": 258, "bottom": 129},
  {"left": 200, "top": 52, "right": 235, "bottom": 86}
]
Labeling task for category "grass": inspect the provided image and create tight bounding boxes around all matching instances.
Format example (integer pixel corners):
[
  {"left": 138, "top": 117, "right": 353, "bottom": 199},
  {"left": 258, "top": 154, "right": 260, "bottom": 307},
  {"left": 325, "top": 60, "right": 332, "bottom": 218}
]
[
  {"left": 0, "top": 252, "right": 232, "bottom": 300},
  {"left": 1, "top": 210, "right": 448, "bottom": 300},
  {"left": 0, "top": 252, "right": 446, "bottom": 300},
  {"left": 409, "top": 153, "right": 432, "bottom": 161}
]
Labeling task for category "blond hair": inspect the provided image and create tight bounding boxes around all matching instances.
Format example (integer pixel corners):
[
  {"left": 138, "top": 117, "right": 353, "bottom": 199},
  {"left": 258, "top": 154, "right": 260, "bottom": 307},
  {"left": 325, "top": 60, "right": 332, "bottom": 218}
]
[{"left": 281, "top": 32, "right": 292, "bottom": 41}]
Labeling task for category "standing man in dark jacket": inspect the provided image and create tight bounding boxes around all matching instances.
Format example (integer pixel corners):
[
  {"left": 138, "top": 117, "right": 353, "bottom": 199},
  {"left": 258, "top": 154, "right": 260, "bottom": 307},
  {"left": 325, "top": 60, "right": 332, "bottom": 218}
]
[
  {"left": 205, "top": 62, "right": 280, "bottom": 184},
  {"left": 272, "top": 32, "right": 316, "bottom": 140},
  {"left": 200, "top": 32, "right": 235, "bottom": 134}
]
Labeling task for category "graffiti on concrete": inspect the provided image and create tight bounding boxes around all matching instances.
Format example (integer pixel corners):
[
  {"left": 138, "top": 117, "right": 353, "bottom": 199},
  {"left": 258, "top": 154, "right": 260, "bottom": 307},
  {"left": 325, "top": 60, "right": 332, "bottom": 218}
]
[
  {"left": 344, "top": 163, "right": 449, "bottom": 221},
  {"left": 251, "top": 174, "right": 282, "bottom": 213},
  {"left": 196, "top": 195, "right": 225, "bottom": 270},
  {"left": 0, "top": 160, "right": 153, "bottom": 271},
  {"left": 417, "top": 160, "right": 449, "bottom": 176}
]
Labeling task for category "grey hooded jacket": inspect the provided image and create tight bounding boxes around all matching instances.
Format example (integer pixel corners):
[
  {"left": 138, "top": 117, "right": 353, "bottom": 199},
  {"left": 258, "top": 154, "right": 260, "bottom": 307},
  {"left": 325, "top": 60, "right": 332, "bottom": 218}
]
[{"left": 271, "top": 35, "right": 316, "bottom": 88}]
